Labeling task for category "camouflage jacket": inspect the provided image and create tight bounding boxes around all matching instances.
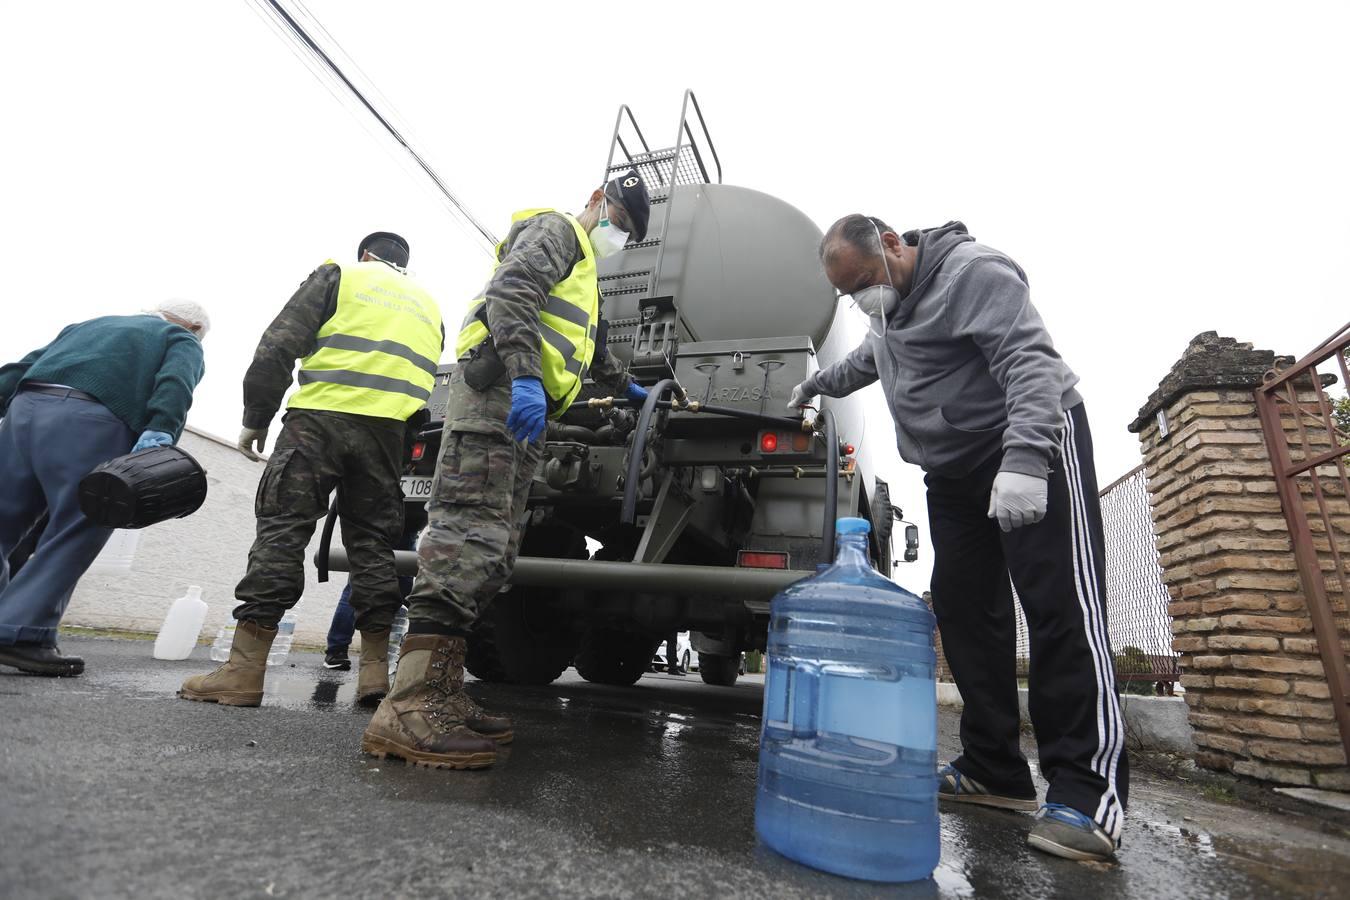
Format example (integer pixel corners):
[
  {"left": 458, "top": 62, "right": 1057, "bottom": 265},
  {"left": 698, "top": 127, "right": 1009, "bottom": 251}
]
[
  {"left": 476, "top": 211, "right": 631, "bottom": 395},
  {"left": 242, "top": 263, "right": 445, "bottom": 429}
]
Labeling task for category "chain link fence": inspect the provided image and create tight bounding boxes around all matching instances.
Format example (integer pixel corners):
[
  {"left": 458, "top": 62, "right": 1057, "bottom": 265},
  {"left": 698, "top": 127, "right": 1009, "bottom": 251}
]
[{"left": 1011, "top": 465, "right": 1177, "bottom": 693}]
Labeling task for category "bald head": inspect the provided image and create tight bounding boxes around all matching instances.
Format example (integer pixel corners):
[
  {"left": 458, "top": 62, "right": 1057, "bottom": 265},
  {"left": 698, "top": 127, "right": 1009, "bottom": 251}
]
[
  {"left": 820, "top": 214, "right": 895, "bottom": 263},
  {"left": 820, "top": 213, "right": 917, "bottom": 298}
]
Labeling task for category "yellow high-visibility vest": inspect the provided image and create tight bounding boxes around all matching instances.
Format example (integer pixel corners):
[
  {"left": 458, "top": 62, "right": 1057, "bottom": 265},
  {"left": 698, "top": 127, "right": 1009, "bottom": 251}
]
[
  {"left": 456, "top": 209, "right": 599, "bottom": 415},
  {"left": 288, "top": 260, "right": 443, "bottom": 421}
]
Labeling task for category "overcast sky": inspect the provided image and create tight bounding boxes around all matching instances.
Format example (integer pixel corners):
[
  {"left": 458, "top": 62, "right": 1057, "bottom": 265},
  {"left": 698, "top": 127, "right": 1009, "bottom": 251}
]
[{"left": 3, "top": 1, "right": 1346, "bottom": 593}]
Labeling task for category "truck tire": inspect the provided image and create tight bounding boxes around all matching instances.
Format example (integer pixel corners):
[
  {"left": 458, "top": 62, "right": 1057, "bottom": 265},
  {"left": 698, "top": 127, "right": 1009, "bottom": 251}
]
[
  {"left": 699, "top": 653, "right": 741, "bottom": 687},
  {"left": 575, "top": 628, "right": 660, "bottom": 686},
  {"left": 465, "top": 590, "right": 577, "bottom": 685}
]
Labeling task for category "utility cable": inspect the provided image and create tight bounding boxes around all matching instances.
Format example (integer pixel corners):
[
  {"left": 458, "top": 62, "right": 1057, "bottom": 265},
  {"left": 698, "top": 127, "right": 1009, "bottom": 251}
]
[{"left": 249, "top": 0, "right": 498, "bottom": 252}]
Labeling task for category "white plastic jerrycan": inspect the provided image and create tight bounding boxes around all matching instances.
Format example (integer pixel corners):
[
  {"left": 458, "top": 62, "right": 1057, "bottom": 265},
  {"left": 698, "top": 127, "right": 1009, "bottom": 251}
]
[{"left": 153, "top": 585, "right": 208, "bottom": 660}]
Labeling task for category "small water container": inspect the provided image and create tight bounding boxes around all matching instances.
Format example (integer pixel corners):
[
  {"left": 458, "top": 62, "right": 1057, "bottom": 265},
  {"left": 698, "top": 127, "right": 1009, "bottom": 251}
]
[
  {"left": 755, "top": 517, "right": 939, "bottom": 882},
  {"left": 388, "top": 606, "right": 410, "bottom": 675},
  {"left": 267, "top": 607, "right": 299, "bottom": 667},
  {"left": 152, "top": 586, "right": 208, "bottom": 661}
]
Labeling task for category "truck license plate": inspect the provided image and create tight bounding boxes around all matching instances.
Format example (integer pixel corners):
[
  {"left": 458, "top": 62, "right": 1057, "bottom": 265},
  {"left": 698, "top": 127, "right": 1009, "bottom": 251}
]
[{"left": 401, "top": 476, "right": 434, "bottom": 500}]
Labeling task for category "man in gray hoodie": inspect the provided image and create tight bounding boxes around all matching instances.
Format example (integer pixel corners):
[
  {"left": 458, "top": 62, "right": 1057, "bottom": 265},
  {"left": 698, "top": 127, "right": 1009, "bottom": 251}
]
[{"left": 789, "top": 216, "right": 1128, "bottom": 862}]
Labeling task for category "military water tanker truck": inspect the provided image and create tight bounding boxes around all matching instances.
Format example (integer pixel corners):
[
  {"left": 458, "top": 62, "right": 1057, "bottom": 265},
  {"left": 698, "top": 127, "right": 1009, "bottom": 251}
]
[{"left": 322, "top": 92, "right": 919, "bottom": 687}]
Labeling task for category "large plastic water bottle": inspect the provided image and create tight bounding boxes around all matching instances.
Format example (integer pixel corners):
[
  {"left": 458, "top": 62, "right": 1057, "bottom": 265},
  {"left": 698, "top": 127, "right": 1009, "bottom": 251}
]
[
  {"left": 267, "top": 607, "right": 299, "bottom": 667},
  {"left": 153, "top": 585, "right": 208, "bottom": 660},
  {"left": 755, "top": 517, "right": 938, "bottom": 882},
  {"left": 387, "top": 606, "right": 409, "bottom": 675}
]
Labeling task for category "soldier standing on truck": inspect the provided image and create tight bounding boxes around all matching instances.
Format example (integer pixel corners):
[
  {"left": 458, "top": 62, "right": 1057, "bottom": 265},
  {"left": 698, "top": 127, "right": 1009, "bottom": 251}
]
[
  {"left": 789, "top": 216, "right": 1128, "bottom": 863},
  {"left": 179, "top": 232, "right": 443, "bottom": 710},
  {"left": 360, "top": 173, "right": 652, "bottom": 770}
]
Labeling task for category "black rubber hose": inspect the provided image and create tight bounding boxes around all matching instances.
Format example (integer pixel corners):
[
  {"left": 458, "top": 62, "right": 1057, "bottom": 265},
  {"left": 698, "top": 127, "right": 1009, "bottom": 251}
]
[
  {"left": 548, "top": 423, "right": 601, "bottom": 443},
  {"left": 620, "top": 378, "right": 678, "bottom": 525},
  {"left": 316, "top": 495, "right": 339, "bottom": 583},
  {"left": 819, "top": 408, "right": 839, "bottom": 564},
  {"left": 613, "top": 397, "right": 803, "bottom": 430}
]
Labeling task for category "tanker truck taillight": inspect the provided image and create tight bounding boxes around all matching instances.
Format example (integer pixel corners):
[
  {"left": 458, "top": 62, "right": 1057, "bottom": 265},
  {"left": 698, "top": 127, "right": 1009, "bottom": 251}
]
[
  {"left": 737, "top": 550, "right": 789, "bottom": 570},
  {"left": 410, "top": 441, "right": 427, "bottom": 462},
  {"left": 757, "top": 431, "right": 812, "bottom": 455}
]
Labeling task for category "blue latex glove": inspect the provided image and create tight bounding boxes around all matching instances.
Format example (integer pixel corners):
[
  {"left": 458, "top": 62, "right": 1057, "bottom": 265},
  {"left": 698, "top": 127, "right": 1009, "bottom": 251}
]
[
  {"left": 625, "top": 381, "right": 649, "bottom": 403},
  {"left": 505, "top": 376, "right": 548, "bottom": 443},
  {"left": 132, "top": 430, "right": 173, "bottom": 453}
]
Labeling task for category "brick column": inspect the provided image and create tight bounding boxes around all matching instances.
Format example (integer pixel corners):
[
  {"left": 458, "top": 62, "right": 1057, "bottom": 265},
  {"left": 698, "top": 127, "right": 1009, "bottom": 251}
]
[
  {"left": 1130, "top": 332, "right": 1349, "bottom": 790},
  {"left": 923, "top": 591, "right": 954, "bottom": 682}
]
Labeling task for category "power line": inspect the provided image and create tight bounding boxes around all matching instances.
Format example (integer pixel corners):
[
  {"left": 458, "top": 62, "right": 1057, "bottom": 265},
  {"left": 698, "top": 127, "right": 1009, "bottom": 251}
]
[{"left": 253, "top": 0, "right": 498, "bottom": 251}]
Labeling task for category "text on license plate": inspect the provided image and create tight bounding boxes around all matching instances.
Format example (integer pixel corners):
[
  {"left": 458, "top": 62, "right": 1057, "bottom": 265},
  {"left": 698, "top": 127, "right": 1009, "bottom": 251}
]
[{"left": 401, "top": 476, "right": 434, "bottom": 499}]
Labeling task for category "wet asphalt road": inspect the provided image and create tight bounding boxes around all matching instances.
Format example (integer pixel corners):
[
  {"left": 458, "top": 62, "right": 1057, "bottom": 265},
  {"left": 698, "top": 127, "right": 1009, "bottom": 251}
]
[{"left": 3, "top": 637, "right": 1350, "bottom": 899}]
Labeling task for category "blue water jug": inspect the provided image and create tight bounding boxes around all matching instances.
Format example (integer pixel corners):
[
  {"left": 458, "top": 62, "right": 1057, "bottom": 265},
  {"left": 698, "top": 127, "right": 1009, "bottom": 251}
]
[{"left": 755, "top": 517, "right": 939, "bottom": 882}]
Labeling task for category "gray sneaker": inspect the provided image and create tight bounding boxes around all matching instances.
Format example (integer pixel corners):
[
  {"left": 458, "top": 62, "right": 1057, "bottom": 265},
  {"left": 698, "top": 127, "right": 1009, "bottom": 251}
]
[
  {"left": 1027, "top": 803, "right": 1118, "bottom": 861},
  {"left": 938, "top": 764, "right": 1038, "bottom": 812}
]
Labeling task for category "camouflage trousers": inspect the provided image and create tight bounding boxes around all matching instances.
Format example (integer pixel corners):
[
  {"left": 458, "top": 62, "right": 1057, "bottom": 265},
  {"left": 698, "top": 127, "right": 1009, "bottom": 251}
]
[
  {"left": 406, "top": 368, "right": 542, "bottom": 631},
  {"left": 235, "top": 409, "right": 405, "bottom": 631}
]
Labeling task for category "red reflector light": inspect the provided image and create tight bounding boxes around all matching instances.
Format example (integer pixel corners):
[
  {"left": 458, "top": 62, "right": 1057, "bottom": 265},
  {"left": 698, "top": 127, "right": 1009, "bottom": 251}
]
[
  {"left": 738, "top": 550, "right": 790, "bottom": 569},
  {"left": 411, "top": 441, "right": 426, "bottom": 461},
  {"left": 760, "top": 432, "right": 779, "bottom": 453},
  {"left": 843, "top": 443, "right": 856, "bottom": 456}
]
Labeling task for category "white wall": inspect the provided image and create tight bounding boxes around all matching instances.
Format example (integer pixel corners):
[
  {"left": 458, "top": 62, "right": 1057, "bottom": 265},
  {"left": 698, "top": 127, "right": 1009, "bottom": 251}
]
[{"left": 63, "top": 427, "right": 347, "bottom": 647}]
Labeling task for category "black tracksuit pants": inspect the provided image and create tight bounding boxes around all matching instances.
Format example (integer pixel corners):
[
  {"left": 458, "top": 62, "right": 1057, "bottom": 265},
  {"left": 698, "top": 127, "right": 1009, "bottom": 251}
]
[{"left": 926, "top": 403, "right": 1128, "bottom": 841}]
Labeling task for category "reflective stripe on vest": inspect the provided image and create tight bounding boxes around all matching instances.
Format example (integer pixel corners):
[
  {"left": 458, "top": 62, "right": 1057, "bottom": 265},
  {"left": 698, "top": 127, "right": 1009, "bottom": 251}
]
[
  {"left": 455, "top": 209, "right": 599, "bottom": 415},
  {"left": 288, "top": 260, "right": 444, "bottom": 421}
]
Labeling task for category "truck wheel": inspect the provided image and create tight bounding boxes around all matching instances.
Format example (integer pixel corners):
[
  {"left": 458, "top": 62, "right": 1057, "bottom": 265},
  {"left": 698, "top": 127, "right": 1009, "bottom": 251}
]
[
  {"left": 699, "top": 653, "right": 741, "bottom": 687},
  {"left": 575, "top": 628, "right": 660, "bottom": 686},
  {"left": 466, "top": 589, "right": 577, "bottom": 685}
]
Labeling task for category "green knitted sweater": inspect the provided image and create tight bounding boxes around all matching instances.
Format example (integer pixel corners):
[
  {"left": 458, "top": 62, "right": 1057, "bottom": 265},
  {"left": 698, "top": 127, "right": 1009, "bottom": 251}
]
[{"left": 0, "top": 315, "right": 205, "bottom": 439}]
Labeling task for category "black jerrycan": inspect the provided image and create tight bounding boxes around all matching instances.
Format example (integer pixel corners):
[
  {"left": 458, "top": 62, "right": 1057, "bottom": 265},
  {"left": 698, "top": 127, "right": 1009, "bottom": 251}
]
[{"left": 79, "top": 445, "right": 208, "bottom": 528}]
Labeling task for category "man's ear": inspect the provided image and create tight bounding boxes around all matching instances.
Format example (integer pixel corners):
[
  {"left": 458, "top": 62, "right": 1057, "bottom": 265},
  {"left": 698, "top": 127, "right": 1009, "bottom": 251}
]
[
  {"left": 588, "top": 188, "right": 604, "bottom": 207},
  {"left": 881, "top": 230, "right": 904, "bottom": 253}
]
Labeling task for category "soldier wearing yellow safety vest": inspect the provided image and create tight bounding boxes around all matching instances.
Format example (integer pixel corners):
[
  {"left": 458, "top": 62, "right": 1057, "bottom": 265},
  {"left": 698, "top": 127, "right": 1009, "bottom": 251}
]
[
  {"left": 360, "top": 173, "right": 651, "bottom": 770},
  {"left": 180, "top": 232, "right": 444, "bottom": 710}
]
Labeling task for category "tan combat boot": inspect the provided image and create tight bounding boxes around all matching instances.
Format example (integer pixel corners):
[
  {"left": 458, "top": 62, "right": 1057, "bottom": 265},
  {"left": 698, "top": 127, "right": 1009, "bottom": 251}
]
[
  {"left": 360, "top": 634, "right": 498, "bottom": 769},
  {"left": 355, "top": 628, "right": 390, "bottom": 707},
  {"left": 446, "top": 690, "right": 514, "bottom": 744},
  {"left": 178, "top": 620, "right": 276, "bottom": 707}
]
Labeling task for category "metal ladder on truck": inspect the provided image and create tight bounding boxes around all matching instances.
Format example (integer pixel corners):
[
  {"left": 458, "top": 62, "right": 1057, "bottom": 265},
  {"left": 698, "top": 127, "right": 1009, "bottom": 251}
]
[{"left": 597, "top": 90, "right": 721, "bottom": 374}]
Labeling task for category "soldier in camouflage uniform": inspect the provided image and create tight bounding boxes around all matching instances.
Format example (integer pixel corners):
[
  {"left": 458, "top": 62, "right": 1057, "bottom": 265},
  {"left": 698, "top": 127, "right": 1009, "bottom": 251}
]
[
  {"left": 180, "top": 232, "right": 444, "bottom": 710},
  {"left": 362, "top": 173, "right": 651, "bottom": 769}
]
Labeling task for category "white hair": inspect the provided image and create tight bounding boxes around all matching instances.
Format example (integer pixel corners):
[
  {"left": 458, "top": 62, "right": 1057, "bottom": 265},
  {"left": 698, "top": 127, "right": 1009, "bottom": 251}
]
[{"left": 151, "top": 298, "right": 211, "bottom": 338}]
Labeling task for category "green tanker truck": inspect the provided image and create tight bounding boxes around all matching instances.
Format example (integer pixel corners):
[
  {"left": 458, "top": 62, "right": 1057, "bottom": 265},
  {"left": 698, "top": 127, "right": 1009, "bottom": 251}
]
[{"left": 322, "top": 92, "right": 919, "bottom": 688}]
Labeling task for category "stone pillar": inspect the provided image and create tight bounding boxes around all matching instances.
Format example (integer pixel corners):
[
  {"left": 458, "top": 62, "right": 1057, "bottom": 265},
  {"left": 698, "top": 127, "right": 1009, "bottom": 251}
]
[{"left": 1130, "top": 332, "right": 1349, "bottom": 790}]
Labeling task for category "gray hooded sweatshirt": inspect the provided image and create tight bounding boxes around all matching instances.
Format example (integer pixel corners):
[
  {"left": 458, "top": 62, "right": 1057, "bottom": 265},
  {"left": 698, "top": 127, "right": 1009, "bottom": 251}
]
[{"left": 808, "top": 221, "right": 1080, "bottom": 480}]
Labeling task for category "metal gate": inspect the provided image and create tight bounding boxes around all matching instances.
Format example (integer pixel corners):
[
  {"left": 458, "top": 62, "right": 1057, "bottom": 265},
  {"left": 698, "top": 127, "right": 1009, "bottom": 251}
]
[{"left": 1255, "top": 320, "right": 1350, "bottom": 762}]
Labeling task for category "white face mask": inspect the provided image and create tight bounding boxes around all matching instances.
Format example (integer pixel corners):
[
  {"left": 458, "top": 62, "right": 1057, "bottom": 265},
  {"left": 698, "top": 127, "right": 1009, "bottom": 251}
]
[
  {"left": 589, "top": 196, "right": 630, "bottom": 259},
  {"left": 849, "top": 220, "right": 901, "bottom": 338}
]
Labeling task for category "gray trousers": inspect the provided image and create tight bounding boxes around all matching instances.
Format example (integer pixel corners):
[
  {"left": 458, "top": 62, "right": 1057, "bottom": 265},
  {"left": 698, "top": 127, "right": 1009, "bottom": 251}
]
[{"left": 0, "top": 391, "right": 134, "bottom": 646}]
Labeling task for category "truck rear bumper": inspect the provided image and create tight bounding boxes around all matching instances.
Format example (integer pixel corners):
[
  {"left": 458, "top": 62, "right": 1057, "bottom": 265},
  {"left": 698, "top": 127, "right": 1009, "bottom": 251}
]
[{"left": 322, "top": 548, "right": 805, "bottom": 602}]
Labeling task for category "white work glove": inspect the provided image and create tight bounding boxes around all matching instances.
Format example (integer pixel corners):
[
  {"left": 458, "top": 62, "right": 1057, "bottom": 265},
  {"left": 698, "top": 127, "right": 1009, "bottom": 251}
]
[
  {"left": 786, "top": 380, "right": 817, "bottom": 412},
  {"left": 237, "top": 426, "right": 268, "bottom": 461},
  {"left": 987, "top": 471, "right": 1048, "bottom": 533}
]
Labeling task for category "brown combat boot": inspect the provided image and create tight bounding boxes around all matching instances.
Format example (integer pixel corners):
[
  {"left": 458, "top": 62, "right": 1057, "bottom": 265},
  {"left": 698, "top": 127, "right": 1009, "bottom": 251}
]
[
  {"left": 360, "top": 634, "right": 497, "bottom": 769},
  {"left": 446, "top": 690, "right": 514, "bottom": 744},
  {"left": 355, "top": 628, "right": 390, "bottom": 707},
  {"left": 178, "top": 620, "right": 275, "bottom": 707}
]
